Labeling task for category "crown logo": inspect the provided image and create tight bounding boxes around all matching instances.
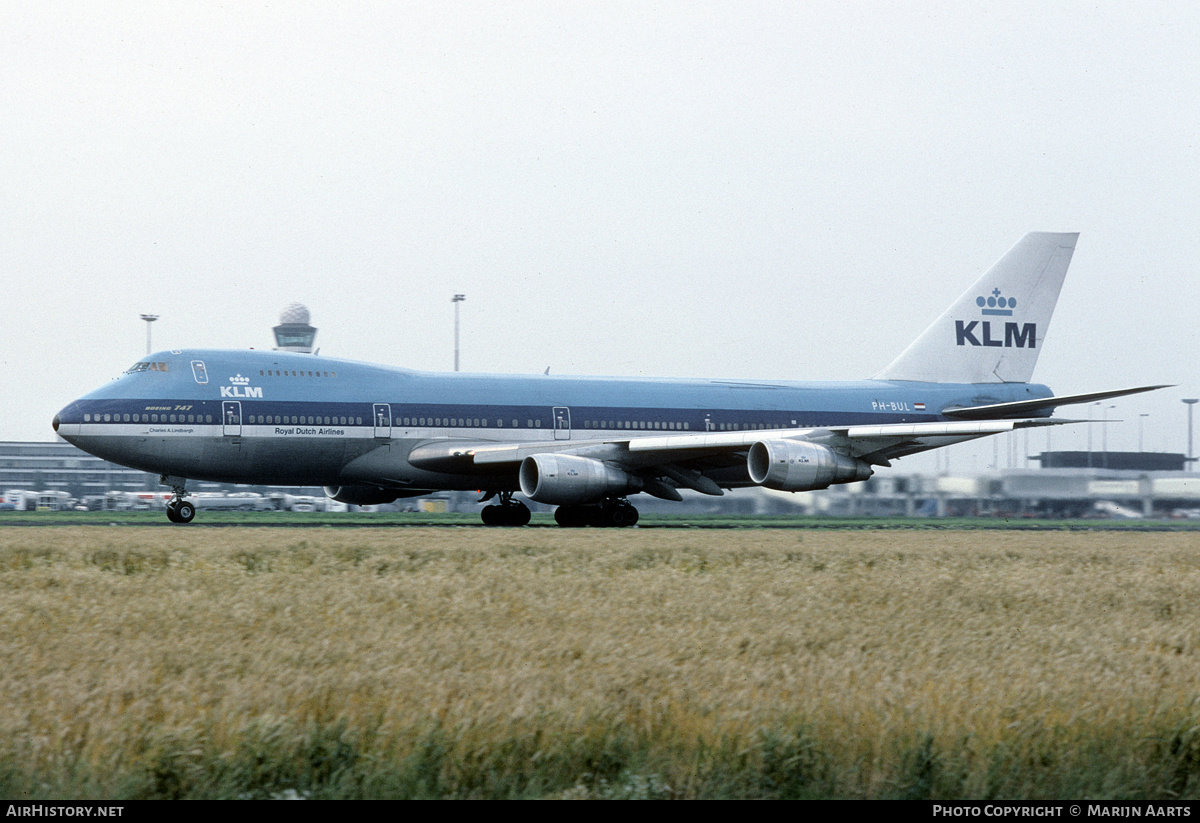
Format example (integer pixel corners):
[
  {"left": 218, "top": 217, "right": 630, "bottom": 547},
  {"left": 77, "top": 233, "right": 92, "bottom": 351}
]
[
  {"left": 229, "top": 374, "right": 251, "bottom": 385},
  {"left": 976, "top": 288, "right": 1015, "bottom": 316}
]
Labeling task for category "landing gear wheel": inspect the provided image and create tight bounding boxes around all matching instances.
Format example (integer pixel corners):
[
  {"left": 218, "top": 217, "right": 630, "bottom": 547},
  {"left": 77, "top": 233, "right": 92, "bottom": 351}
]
[
  {"left": 161, "top": 476, "right": 194, "bottom": 524},
  {"left": 481, "top": 498, "right": 531, "bottom": 527},
  {"left": 175, "top": 500, "right": 196, "bottom": 523},
  {"left": 508, "top": 502, "right": 531, "bottom": 526},
  {"left": 554, "top": 500, "right": 639, "bottom": 528},
  {"left": 600, "top": 499, "right": 639, "bottom": 527},
  {"left": 554, "top": 505, "right": 590, "bottom": 527},
  {"left": 608, "top": 502, "right": 639, "bottom": 527},
  {"left": 166, "top": 498, "right": 195, "bottom": 524}
]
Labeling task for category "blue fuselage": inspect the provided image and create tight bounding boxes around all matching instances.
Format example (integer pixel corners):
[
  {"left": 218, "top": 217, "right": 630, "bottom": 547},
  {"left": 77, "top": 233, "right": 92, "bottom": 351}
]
[{"left": 54, "top": 349, "right": 1053, "bottom": 489}]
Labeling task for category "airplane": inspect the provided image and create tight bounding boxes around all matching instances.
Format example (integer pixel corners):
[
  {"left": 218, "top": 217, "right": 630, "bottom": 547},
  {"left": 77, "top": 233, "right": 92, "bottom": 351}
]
[{"left": 52, "top": 232, "right": 1165, "bottom": 527}]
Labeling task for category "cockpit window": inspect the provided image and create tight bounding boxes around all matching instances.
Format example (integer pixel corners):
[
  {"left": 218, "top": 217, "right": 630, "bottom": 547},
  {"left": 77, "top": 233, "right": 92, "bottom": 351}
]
[{"left": 125, "top": 361, "right": 169, "bottom": 374}]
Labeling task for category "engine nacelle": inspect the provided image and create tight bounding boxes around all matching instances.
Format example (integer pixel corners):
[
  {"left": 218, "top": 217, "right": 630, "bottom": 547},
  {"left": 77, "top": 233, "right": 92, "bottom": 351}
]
[
  {"left": 747, "top": 440, "right": 872, "bottom": 492},
  {"left": 323, "top": 485, "right": 407, "bottom": 506},
  {"left": 519, "top": 454, "right": 642, "bottom": 505}
]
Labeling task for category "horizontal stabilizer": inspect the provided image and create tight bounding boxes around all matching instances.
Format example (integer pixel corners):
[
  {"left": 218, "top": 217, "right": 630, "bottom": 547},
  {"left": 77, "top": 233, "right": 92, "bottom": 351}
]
[{"left": 942, "top": 385, "right": 1170, "bottom": 420}]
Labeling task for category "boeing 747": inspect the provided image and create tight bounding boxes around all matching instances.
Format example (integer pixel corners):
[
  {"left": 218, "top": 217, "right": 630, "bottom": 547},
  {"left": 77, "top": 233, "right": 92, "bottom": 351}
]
[{"left": 52, "top": 233, "right": 1164, "bottom": 526}]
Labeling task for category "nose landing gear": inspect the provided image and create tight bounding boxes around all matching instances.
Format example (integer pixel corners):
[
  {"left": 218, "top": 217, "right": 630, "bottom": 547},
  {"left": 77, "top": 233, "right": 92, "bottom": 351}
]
[
  {"left": 161, "top": 476, "right": 195, "bottom": 524},
  {"left": 166, "top": 498, "right": 196, "bottom": 524}
]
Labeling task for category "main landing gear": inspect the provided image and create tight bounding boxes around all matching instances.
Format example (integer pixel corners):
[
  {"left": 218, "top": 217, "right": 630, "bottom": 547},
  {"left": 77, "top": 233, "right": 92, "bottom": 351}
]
[
  {"left": 162, "top": 476, "right": 195, "bottom": 524},
  {"left": 477, "top": 493, "right": 640, "bottom": 527},
  {"left": 554, "top": 498, "right": 639, "bottom": 528},
  {"left": 479, "top": 492, "right": 532, "bottom": 527}
]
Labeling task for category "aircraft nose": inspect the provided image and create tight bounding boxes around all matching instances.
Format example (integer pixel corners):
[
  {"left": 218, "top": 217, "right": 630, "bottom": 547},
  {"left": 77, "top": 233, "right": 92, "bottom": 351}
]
[{"left": 53, "top": 404, "right": 81, "bottom": 442}]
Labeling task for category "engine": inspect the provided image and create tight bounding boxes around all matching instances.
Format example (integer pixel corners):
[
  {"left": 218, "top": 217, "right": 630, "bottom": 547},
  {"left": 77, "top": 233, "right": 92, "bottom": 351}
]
[
  {"left": 747, "top": 440, "right": 872, "bottom": 492},
  {"left": 519, "top": 454, "right": 642, "bottom": 505},
  {"left": 323, "top": 485, "right": 409, "bottom": 506}
]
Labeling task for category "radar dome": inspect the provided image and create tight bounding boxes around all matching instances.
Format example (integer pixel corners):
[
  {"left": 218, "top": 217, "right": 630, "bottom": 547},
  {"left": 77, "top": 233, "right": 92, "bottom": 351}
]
[{"left": 279, "top": 303, "right": 311, "bottom": 325}]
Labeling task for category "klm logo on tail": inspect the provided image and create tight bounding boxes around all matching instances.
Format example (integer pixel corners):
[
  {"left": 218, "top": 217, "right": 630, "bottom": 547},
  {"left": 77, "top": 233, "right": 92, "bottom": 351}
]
[
  {"left": 955, "top": 289, "right": 1036, "bottom": 349},
  {"left": 874, "top": 232, "right": 1076, "bottom": 384}
]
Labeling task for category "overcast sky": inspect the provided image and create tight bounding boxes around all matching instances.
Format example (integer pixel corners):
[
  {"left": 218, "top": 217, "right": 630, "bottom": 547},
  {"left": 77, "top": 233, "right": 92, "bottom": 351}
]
[{"left": 3, "top": 1, "right": 1197, "bottom": 473}]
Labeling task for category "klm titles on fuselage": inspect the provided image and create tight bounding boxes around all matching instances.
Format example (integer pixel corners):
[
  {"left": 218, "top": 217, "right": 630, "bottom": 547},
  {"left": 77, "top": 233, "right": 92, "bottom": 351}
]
[
  {"left": 220, "top": 375, "right": 263, "bottom": 398},
  {"left": 220, "top": 385, "right": 263, "bottom": 398}
]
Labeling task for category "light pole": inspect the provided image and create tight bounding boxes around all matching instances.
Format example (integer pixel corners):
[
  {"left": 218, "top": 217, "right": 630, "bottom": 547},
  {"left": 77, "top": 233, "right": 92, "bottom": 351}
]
[
  {"left": 1184, "top": 399, "right": 1199, "bottom": 466},
  {"left": 139, "top": 314, "right": 159, "bottom": 355},
  {"left": 1088, "top": 401, "right": 1100, "bottom": 467},
  {"left": 451, "top": 294, "right": 465, "bottom": 372},
  {"left": 1101, "top": 404, "right": 1116, "bottom": 467}
]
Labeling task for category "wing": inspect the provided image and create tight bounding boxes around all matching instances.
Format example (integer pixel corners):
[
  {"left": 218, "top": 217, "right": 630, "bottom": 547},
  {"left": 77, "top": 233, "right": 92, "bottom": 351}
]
[
  {"left": 403, "top": 417, "right": 1070, "bottom": 499},
  {"left": 383, "top": 386, "right": 1167, "bottom": 502}
]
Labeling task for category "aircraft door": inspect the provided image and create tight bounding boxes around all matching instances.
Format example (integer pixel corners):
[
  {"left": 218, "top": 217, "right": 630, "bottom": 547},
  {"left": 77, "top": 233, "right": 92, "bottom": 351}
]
[
  {"left": 191, "top": 360, "right": 209, "bottom": 384},
  {"left": 553, "top": 406, "right": 571, "bottom": 440},
  {"left": 222, "top": 401, "right": 242, "bottom": 436},
  {"left": 373, "top": 404, "right": 392, "bottom": 439}
]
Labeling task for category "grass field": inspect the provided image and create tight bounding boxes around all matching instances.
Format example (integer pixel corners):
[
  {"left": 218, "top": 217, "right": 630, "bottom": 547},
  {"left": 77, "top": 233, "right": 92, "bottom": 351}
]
[{"left": 2, "top": 525, "right": 1199, "bottom": 799}]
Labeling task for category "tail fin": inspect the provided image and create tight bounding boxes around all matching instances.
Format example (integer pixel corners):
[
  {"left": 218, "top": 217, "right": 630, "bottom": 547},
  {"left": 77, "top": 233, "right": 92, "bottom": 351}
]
[{"left": 874, "top": 232, "right": 1079, "bottom": 384}]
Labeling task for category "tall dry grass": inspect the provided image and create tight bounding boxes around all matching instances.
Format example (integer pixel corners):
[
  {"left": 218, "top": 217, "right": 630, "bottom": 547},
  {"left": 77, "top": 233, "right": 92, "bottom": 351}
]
[{"left": 1, "top": 526, "right": 1198, "bottom": 798}]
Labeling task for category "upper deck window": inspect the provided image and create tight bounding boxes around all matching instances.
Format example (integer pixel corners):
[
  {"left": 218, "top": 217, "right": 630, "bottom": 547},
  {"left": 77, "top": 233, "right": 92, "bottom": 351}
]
[{"left": 125, "top": 361, "right": 169, "bottom": 374}]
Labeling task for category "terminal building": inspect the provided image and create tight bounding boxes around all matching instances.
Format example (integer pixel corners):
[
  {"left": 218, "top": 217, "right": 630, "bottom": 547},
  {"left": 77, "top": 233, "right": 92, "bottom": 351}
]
[
  {"left": 762, "top": 451, "right": 1200, "bottom": 519},
  {"left": 0, "top": 440, "right": 328, "bottom": 509},
  {"left": 4, "top": 439, "right": 1198, "bottom": 518},
  {"left": 608, "top": 451, "right": 1200, "bottom": 520},
  {"left": 0, "top": 440, "right": 156, "bottom": 501}
]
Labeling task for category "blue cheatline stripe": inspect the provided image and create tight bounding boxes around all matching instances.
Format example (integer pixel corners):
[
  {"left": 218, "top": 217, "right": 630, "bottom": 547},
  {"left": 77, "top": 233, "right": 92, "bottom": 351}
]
[{"left": 65, "top": 398, "right": 938, "bottom": 432}]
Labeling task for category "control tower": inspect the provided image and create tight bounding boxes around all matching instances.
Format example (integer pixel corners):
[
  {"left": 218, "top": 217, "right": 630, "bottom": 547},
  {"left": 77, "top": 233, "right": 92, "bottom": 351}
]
[{"left": 273, "top": 303, "right": 318, "bottom": 353}]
